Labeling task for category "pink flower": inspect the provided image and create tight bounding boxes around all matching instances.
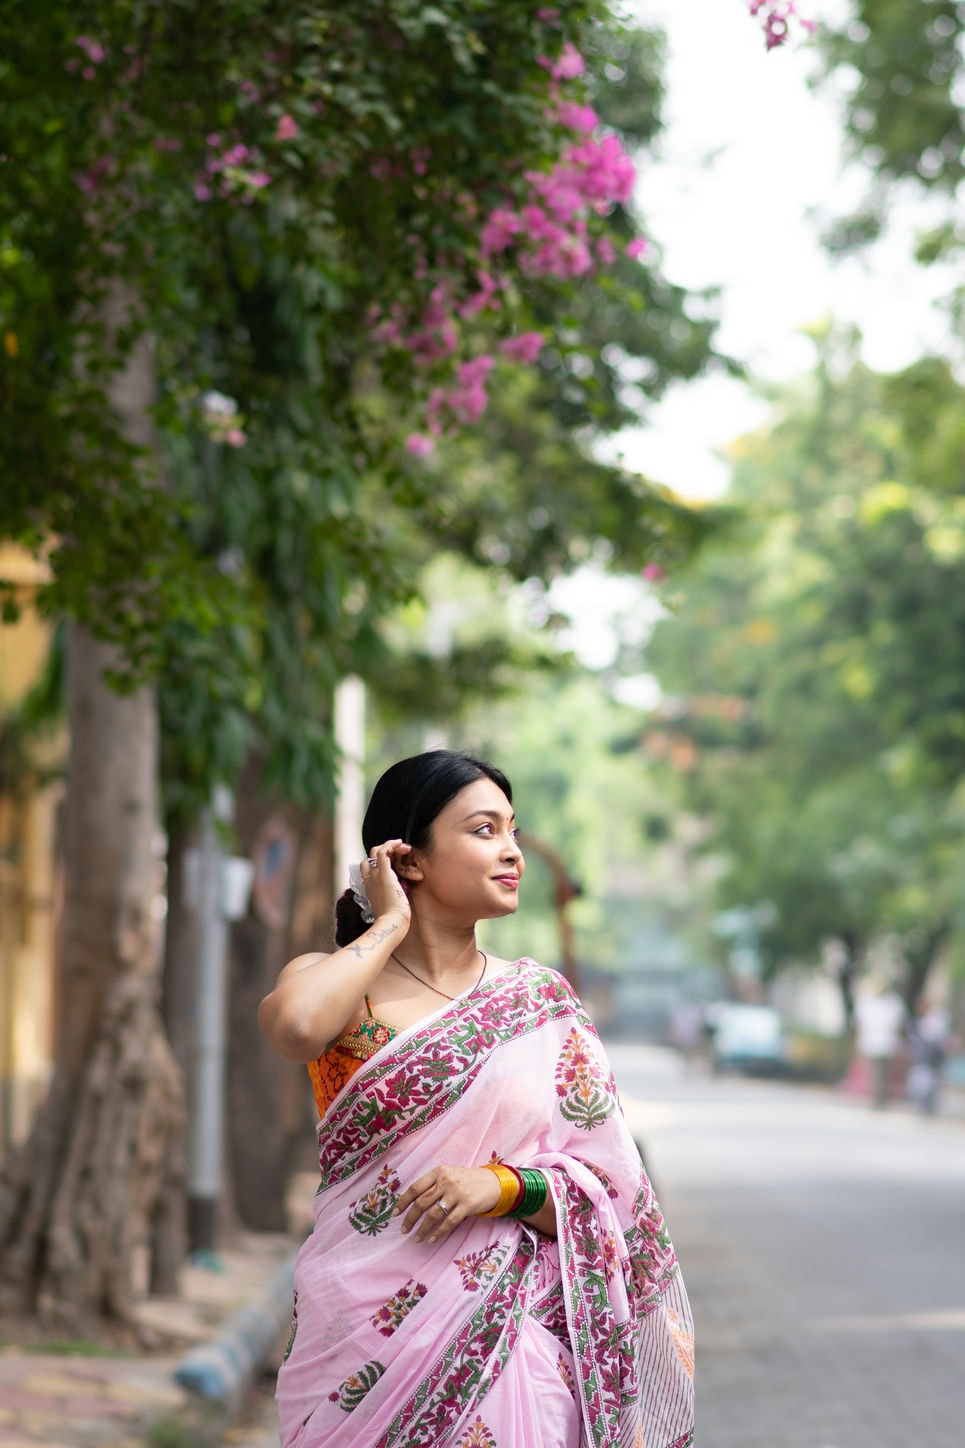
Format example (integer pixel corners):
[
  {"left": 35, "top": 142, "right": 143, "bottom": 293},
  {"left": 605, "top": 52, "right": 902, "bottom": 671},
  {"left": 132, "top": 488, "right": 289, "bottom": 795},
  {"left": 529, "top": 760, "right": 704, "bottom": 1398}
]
[
  {"left": 225, "top": 427, "right": 248, "bottom": 448},
  {"left": 76, "top": 36, "right": 105, "bottom": 63},
  {"left": 642, "top": 563, "right": 666, "bottom": 582},
  {"left": 194, "top": 181, "right": 212, "bottom": 201},
  {"left": 540, "top": 43, "right": 584, "bottom": 80},
  {"left": 500, "top": 332, "right": 544, "bottom": 364},
  {"left": 626, "top": 237, "right": 648, "bottom": 261},
  {"left": 557, "top": 102, "right": 599, "bottom": 134},
  {"left": 405, "top": 434, "right": 435, "bottom": 457},
  {"left": 275, "top": 114, "right": 299, "bottom": 141},
  {"left": 457, "top": 356, "right": 495, "bottom": 386},
  {"left": 748, "top": 1, "right": 814, "bottom": 49},
  {"left": 459, "top": 274, "right": 502, "bottom": 319},
  {"left": 246, "top": 171, "right": 271, "bottom": 189},
  {"left": 480, "top": 208, "right": 523, "bottom": 256}
]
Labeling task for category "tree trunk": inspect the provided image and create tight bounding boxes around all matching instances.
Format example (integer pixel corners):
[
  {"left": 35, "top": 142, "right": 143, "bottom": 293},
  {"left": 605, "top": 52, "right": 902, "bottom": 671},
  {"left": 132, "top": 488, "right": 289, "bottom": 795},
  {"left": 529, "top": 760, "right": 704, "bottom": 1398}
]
[
  {"left": 903, "top": 923, "right": 951, "bottom": 1012},
  {"left": 226, "top": 755, "right": 294, "bottom": 1232},
  {"left": 0, "top": 628, "right": 182, "bottom": 1329},
  {"left": 226, "top": 762, "right": 336, "bottom": 1228}
]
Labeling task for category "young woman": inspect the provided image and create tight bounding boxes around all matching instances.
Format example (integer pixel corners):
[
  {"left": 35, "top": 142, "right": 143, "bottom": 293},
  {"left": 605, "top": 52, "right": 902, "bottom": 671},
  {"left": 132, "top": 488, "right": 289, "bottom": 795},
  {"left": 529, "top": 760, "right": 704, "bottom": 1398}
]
[{"left": 258, "top": 750, "right": 694, "bottom": 1448}]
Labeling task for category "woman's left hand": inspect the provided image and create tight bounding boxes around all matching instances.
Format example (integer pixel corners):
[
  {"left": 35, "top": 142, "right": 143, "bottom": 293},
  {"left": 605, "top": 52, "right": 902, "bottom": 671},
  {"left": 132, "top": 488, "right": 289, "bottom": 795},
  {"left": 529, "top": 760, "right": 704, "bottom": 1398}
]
[{"left": 392, "top": 1165, "right": 500, "bottom": 1244}]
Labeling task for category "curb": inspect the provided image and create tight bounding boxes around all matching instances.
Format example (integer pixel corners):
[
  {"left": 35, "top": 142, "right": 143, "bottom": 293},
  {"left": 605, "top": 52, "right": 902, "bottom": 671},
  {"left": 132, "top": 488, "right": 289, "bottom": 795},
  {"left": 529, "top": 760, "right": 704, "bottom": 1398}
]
[{"left": 174, "top": 1251, "right": 296, "bottom": 1412}]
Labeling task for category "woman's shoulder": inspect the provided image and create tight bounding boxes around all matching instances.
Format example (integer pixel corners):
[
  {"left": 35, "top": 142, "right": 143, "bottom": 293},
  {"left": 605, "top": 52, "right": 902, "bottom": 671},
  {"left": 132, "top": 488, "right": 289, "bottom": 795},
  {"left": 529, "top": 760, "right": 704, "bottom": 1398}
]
[{"left": 493, "top": 957, "right": 580, "bottom": 1001}]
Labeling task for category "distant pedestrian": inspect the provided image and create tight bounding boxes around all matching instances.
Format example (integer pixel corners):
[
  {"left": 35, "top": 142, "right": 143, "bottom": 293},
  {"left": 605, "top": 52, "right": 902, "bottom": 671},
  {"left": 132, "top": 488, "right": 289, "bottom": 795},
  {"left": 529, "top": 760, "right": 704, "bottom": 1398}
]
[
  {"left": 854, "top": 979, "right": 906, "bottom": 1109},
  {"left": 906, "top": 1000, "right": 953, "bottom": 1116}
]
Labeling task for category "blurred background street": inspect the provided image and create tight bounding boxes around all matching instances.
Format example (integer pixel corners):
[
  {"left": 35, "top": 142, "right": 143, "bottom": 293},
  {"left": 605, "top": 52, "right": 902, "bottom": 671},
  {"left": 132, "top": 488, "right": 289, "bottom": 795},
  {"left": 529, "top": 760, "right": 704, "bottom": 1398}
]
[{"left": 617, "top": 1044, "right": 965, "bottom": 1448}]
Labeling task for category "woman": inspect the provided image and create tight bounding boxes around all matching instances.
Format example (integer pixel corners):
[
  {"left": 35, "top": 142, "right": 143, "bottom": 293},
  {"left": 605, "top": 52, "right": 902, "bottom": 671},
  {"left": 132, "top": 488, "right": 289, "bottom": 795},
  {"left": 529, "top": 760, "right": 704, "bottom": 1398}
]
[{"left": 258, "top": 750, "right": 694, "bottom": 1448}]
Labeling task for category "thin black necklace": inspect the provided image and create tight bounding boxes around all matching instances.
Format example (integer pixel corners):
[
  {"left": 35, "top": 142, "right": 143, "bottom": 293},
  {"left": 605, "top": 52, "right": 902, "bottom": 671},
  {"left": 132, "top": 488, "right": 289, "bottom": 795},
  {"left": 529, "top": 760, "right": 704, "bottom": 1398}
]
[{"left": 391, "top": 950, "right": 487, "bottom": 1002}]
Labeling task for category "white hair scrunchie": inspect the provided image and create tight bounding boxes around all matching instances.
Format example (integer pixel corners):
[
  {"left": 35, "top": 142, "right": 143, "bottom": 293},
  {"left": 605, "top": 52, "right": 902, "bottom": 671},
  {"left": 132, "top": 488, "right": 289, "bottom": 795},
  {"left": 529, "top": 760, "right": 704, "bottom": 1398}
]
[{"left": 347, "top": 863, "right": 376, "bottom": 924}]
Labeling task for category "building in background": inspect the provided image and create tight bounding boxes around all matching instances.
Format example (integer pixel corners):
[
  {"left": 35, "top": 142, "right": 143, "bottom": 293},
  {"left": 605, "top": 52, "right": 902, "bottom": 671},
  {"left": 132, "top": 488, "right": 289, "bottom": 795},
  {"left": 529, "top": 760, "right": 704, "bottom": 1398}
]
[{"left": 0, "top": 546, "right": 62, "bottom": 1155}]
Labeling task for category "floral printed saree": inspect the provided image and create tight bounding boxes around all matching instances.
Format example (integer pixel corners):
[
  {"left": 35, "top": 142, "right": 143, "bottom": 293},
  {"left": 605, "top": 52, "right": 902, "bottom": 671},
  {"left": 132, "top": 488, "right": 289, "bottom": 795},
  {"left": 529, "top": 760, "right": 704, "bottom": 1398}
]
[{"left": 277, "top": 960, "right": 694, "bottom": 1448}]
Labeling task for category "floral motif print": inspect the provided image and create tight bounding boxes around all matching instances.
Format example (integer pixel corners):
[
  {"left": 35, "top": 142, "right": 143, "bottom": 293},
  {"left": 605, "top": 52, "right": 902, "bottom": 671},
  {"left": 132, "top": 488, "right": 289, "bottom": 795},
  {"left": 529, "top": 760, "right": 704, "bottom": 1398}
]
[
  {"left": 377, "top": 1236, "right": 534, "bottom": 1448},
  {"left": 455, "top": 1416, "right": 498, "bottom": 1448},
  {"left": 328, "top": 1359, "right": 386, "bottom": 1412},
  {"left": 348, "top": 1163, "right": 401, "bottom": 1235},
  {"left": 668, "top": 1309, "right": 695, "bottom": 1379},
  {"left": 455, "top": 1243, "right": 504, "bottom": 1293},
  {"left": 319, "top": 968, "right": 579, "bottom": 1188},
  {"left": 623, "top": 1174, "right": 679, "bottom": 1311},
  {"left": 283, "top": 1290, "right": 298, "bottom": 1364},
  {"left": 532, "top": 1280, "right": 570, "bottom": 1345},
  {"left": 584, "top": 1160, "right": 620, "bottom": 1199},
  {"left": 555, "top": 1170, "right": 659, "bottom": 1446},
  {"left": 370, "top": 1279, "right": 428, "bottom": 1337},
  {"left": 601, "top": 1232, "right": 620, "bottom": 1285},
  {"left": 555, "top": 1027, "right": 616, "bottom": 1131},
  {"left": 276, "top": 965, "right": 694, "bottom": 1448}
]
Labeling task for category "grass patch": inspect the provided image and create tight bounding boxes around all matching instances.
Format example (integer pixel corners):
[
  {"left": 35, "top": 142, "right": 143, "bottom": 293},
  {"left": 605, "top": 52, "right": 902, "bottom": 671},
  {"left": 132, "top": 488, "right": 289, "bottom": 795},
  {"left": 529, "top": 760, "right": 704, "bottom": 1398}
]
[{"left": 0, "top": 1336, "right": 123, "bottom": 1357}]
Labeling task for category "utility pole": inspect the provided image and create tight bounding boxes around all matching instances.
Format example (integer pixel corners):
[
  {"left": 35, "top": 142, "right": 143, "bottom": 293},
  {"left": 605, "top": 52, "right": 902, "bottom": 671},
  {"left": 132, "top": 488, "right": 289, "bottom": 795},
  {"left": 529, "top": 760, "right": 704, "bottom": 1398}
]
[
  {"left": 334, "top": 677, "right": 366, "bottom": 885},
  {"left": 186, "top": 786, "right": 252, "bottom": 1256}
]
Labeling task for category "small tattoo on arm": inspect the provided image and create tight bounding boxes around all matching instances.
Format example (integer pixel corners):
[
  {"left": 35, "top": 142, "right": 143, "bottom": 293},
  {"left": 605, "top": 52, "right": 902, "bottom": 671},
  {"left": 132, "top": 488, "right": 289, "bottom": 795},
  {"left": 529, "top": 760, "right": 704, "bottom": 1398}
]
[{"left": 349, "top": 922, "right": 399, "bottom": 958}]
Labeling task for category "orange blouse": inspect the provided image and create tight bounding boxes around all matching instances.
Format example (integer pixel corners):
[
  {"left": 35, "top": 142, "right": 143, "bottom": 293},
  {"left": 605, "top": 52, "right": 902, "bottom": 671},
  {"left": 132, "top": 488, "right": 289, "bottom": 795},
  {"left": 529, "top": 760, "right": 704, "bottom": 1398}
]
[{"left": 307, "top": 996, "right": 398, "bottom": 1118}]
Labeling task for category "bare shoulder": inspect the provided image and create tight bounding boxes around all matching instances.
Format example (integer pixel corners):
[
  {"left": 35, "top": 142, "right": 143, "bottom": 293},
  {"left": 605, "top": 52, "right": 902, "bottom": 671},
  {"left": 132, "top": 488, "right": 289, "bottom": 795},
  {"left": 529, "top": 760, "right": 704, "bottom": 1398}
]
[{"left": 484, "top": 954, "right": 519, "bottom": 975}]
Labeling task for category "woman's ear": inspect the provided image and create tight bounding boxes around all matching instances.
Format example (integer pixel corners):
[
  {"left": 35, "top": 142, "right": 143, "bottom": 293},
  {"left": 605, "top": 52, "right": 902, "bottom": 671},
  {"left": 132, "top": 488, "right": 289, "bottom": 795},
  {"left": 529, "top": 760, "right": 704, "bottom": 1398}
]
[{"left": 397, "top": 855, "right": 424, "bottom": 883}]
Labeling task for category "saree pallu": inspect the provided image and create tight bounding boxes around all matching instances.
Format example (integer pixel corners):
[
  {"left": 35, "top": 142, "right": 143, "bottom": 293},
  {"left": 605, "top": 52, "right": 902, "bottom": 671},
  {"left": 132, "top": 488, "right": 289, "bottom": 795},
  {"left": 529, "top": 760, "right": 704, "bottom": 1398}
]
[{"left": 277, "top": 961, "right": 694, "bottom": 1448}]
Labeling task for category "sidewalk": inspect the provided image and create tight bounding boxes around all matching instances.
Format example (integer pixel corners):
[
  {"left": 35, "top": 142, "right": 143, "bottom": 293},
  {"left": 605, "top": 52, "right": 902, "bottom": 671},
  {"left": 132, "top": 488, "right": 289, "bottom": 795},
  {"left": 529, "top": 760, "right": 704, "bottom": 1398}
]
[{"left": 0, "top": 1231, "right": 298, "bottom": 1448}]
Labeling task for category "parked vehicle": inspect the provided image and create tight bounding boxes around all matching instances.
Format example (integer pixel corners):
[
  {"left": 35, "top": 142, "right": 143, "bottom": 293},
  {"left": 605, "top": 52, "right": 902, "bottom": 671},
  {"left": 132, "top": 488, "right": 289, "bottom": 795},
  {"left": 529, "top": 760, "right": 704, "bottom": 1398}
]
[{"left": 709, "top": 1003, "right": 787, "bottom": 1076}]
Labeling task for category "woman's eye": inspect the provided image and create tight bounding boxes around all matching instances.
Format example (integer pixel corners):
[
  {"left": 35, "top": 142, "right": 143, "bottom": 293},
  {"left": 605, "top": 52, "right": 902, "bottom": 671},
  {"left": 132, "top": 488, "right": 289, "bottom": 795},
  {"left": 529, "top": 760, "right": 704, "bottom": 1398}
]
[{"left": 475, "top": 824, "right": 495, "bottom": 836}]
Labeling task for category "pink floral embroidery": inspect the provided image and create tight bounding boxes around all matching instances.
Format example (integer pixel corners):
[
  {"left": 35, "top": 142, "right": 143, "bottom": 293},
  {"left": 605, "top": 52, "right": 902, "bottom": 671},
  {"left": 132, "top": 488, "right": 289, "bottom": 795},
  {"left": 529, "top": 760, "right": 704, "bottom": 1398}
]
[
  {"left": 455, "top": 1416, "right": 497, "bottom": 1448},
  {"left": 555, "top": 1027, "right": 616, "bottom": 1130},
  {"left": 454, "top": 1243, "right": 503, "bottom": 1293},
  {"left": 370, "top": 1279, "right": 428, "bottom": 1337}
]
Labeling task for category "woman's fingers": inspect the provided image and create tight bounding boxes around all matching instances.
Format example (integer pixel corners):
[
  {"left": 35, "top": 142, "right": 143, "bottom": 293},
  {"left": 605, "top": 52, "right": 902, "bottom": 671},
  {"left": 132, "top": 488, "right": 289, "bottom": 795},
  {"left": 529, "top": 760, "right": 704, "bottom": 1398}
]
[
  {"left": 392, "top": 1166, "right": 501, "bottom": 1243},
  {"left": 361, "top": 841, "right": 412, "bottom": 919}
]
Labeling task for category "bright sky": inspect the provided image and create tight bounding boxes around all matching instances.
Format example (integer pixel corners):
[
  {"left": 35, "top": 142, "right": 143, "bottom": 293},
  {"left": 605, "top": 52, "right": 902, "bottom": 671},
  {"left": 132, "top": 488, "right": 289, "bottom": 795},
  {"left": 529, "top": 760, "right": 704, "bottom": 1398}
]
[{"left": 617, "top": 0, "right": 958, "bottom": 500}]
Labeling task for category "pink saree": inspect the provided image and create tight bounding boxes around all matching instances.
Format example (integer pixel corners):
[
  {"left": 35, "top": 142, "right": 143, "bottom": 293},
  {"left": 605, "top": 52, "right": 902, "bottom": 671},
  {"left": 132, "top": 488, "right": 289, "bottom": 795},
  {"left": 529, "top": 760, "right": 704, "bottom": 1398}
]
[{"left": 277, "top": 960, "right": 694, "bottom": 1448}]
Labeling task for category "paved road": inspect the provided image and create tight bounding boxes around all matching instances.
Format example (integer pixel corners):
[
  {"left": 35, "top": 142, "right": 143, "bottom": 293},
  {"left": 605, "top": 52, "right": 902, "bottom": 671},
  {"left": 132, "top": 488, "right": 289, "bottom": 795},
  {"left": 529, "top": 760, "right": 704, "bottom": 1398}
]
[{"left": 611, "top": 1042, "right": 965, "bottom": 1448}]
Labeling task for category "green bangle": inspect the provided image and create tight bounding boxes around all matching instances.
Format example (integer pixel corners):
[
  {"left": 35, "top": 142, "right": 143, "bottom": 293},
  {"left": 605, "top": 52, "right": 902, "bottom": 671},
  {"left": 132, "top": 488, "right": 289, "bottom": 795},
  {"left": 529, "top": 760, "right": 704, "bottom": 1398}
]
[{"left": 507, "top": 1167, "right": 547, "bottom": 1219}]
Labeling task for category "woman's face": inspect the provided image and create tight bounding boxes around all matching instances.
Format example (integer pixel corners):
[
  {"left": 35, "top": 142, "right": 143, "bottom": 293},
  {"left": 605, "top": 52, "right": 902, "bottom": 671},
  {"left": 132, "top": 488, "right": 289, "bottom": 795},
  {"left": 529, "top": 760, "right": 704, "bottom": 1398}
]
[{"left": 409, "top": 776, "right": 524, "bottom": 925}]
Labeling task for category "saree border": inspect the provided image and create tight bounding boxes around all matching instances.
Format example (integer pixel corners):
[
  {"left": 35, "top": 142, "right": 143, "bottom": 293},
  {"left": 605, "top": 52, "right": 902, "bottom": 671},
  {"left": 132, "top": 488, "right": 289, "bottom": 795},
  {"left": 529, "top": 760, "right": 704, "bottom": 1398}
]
[{"left": 318, "top": 963, "right": 587, "bottom": 1188}]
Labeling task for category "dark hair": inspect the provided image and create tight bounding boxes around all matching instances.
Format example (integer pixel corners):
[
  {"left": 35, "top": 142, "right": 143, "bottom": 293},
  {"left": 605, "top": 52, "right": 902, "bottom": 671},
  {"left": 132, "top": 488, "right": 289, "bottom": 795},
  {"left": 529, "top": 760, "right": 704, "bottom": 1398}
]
[{"left": 334, "top": 750, "right": 512, "bottom": 946}]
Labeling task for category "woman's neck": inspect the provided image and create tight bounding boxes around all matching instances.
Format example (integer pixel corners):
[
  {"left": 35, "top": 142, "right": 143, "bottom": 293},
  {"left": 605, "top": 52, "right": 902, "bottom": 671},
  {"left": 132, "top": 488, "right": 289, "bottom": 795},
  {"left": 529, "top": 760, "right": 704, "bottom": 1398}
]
[{"left": 390, "top": 922, "right": 480, "bottom": 987}]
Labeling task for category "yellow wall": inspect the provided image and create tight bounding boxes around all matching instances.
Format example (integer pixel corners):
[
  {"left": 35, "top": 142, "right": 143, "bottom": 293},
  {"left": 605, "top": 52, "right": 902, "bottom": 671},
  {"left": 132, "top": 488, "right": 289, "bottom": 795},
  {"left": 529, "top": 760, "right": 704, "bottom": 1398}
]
[{"left": 0, "top": 545, "right": 62, "bottom": 1154}]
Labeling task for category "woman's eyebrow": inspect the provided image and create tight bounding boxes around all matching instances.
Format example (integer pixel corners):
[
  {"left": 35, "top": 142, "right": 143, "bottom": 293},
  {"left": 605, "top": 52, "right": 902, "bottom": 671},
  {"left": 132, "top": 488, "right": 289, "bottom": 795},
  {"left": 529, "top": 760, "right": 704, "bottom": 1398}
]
[{"left": 461, "top": 809, "right": 516, "bottom": 824}]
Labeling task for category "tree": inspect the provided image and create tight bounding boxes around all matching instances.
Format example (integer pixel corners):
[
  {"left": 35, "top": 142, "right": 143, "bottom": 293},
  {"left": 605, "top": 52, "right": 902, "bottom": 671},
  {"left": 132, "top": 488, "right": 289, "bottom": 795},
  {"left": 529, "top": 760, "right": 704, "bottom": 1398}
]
[
  {"left": 643, "top": 335, "right": 965, "bottom": 1009},
  {"left": 0, "top": 0, "right": 661, "bottom": 1329}
]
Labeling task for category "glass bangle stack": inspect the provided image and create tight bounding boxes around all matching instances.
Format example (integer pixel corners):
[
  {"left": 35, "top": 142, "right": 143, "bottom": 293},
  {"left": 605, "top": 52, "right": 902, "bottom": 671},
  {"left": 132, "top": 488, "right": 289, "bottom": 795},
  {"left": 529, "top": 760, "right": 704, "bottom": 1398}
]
[{"left": 479, "top": 1162, "right": 548, "bottom": 1218}]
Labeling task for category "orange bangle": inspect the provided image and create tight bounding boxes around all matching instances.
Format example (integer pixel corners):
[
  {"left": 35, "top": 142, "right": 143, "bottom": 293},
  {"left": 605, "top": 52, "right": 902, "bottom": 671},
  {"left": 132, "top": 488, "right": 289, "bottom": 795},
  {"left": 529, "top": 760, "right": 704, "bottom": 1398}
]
[{"left": 479, "top": 1163, "right": 523, "bottom": 1217}]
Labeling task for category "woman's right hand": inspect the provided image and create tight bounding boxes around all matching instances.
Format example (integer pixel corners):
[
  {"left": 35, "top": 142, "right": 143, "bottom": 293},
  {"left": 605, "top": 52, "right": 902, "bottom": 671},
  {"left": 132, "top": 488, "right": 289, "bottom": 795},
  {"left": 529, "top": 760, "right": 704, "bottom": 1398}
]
[{"left": 362, "top": 839, "right": 413, "bottom": 929}]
